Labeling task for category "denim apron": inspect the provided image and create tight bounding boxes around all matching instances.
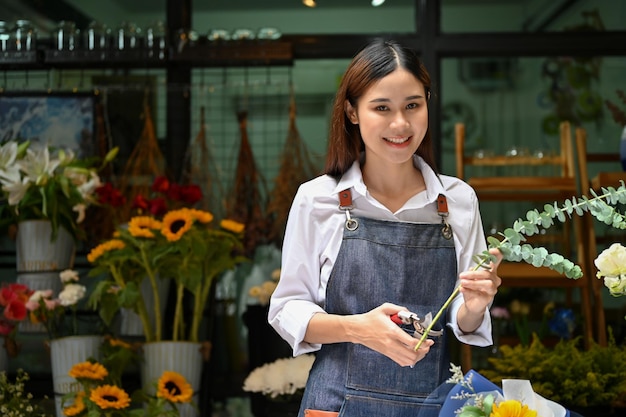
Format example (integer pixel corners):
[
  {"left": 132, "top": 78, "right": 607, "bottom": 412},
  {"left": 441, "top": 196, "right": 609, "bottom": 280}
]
[{"left": 299, "top": 190, "right": 457, "bottom": 417}]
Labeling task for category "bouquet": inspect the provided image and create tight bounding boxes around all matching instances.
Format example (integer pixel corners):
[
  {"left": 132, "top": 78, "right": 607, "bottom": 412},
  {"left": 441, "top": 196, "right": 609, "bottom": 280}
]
[
  {"left": 442, "top": 364, "right": 567, "bottom": 417},
  {"left": 87, "top": 204, "right": 247, "bottom": 343},
  {"left": 0, "top": 140, "right": 118, "bottom": 242},
  {"left": 24, "top": 269, "right": 90, "bottom": 340}
]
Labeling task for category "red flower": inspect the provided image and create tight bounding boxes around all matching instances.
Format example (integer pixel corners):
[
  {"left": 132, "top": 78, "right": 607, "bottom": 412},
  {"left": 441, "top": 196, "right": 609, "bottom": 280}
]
[
  {"left": 152, "top": 176, "right": 171, "bottom": 194},
  {"left": 179, "top": 184, "right": 203, "bottom": 204},
  {"left": 132, "top": 194, "right": 150, "bottom": 212},
  {"left": 166, "top": 183, "right": 182, "bottom": 202},
  {"left": 96, "top": 183, "right": 127, "bottom": 208},
  {"left": 4, "top": 299, "right": 27, "bottom": 321},
  {"left": 148, "top": 197, "right": 168, "bottom": 217}
]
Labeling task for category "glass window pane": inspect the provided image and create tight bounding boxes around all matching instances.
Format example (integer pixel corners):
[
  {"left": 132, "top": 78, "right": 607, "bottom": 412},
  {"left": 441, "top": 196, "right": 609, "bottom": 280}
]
[{"left": 441, "top": 0, "right": 624, "bottom": 33}]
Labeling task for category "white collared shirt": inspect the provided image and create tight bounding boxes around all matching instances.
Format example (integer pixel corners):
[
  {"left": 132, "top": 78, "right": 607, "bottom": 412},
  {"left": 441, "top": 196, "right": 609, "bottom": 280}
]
[{"left": 269, "top": 155, "right": 493, "bottom": 356}]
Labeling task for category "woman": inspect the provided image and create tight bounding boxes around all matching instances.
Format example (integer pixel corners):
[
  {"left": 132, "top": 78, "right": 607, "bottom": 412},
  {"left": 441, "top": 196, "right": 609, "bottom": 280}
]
[{"left": 268, "top": 39, "right": 502, "bottom": 417}]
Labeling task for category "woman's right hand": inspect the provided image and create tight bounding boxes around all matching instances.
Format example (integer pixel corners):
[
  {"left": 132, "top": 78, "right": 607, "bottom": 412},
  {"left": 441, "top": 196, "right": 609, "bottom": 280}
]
[{"left": 349, "top": 302, "right": 434, "bottom": 367}]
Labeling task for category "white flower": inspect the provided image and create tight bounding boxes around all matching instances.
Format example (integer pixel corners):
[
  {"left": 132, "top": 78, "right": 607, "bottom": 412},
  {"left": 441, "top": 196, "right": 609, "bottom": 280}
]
[
  {"left": 595, "top": 243, "right": 626, "bottom": 297},
  {"left": 59, "top": 269, "right": 80, "bottom": 283},
  {"left": 58, "top": 283, "right": 86, "bottom": 306},
  {"left": 1, "top": 176, "right": 30, "bottom": 206},
  {"left": 18, "top": 146, "right": 61, "bottom": 187},
  {"left": 73, "top": 203, "right": 86, "bottom": 224},
  {"left": 0, "top": 141, "right": 20, "bottom": 183},
  {"left": 243, "top": 354, "right": 315, "bottom": 399}
]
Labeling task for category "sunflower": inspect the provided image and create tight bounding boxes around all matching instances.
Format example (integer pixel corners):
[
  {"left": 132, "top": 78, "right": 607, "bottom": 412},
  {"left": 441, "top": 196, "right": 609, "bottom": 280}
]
[
  {"left": 63, "top": 391, "right": 86, "bottom": 416},
  {"left": 188, "top": 208, "right": 214, "bottom": 224},
  {"left": 157, "top": 371, "right": 194, "bottom": 403},
  {"left": 491, "top": 400, "right": 538, "bottom": 417},
  {"left": 220, "top": 219, "right": 245, "bottom": 234},
  {"left": 128, "top": 216, "right": 162, "bottom": 238},
  {"left": 68, "top": 361, "right": 108, "bottom": 381},
  {"left": 161, "top": 209, "right": 194, "bottom": 242},
  {"left": 86, "top": 238, "right": 126, "bottom": 263},
  {"left": 89, "top": 384, "right": 131, "bottom": 410}
]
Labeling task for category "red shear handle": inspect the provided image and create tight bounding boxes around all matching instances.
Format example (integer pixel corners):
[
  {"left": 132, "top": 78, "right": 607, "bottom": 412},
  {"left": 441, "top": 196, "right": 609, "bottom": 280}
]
[{"left": 390, "top": 313, "right": 403, "bottom": 325}]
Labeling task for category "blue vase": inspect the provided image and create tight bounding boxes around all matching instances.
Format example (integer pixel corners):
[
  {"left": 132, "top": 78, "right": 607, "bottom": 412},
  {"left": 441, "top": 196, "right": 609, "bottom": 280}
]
[{"left": 621, "top": 126, "right": 626, "bottom": 171}]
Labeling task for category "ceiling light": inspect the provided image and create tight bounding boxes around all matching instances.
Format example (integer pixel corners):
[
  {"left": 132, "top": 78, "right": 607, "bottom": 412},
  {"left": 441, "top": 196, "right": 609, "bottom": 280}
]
[
  {"left": 303, "top": 0, "right": 316, "bottom": 7},
  {"left": 372, "top": 0, "right": 385, "bottom": 6}
]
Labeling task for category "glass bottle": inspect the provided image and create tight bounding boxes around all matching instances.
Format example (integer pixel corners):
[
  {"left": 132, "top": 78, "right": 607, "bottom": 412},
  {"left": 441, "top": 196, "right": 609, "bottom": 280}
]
[
  {"left": 54, "top": 21, "right": 79, "bottom": 51},
  {"left": 0, "top": 21, "right": 10, "bottom": 52},
  {"left": 146, "top": 21, "right": 166, "bottom": 59},
  {"left": 85, "top": 21, "right": 110, "bottom": 51},
  {"left": 14, "top": 19, "right": 36, "bottom": 52},
  {"left": 116, "top": 21, "right": 142, "bottom": 50}
]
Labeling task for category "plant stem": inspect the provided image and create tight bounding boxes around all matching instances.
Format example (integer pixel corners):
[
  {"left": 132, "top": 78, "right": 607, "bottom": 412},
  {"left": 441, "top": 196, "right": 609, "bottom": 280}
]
[
  {"left": 111, "top": 265, "right": 154, "bottom": 342},
  {"left": 189, "top": 260, "right": 216, "bottom": 343},
  {"left": 140, "top": 247, "right": 162, "bottom": 341},
  {"left": 173, "top": 282, "right": 185, "bottom": 342}
]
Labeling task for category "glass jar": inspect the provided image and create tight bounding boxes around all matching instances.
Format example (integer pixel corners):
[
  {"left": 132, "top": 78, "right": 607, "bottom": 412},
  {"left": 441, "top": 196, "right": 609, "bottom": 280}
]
[
  {"left": 146, "top": 21, "right": 167, "bottom": 59},
  {"left": 0, "top": 21, "right": 10, "bottom": 52},
  {"left": 14, "top": 19, "right": 36, "bottom": 51},
  {"left": 116, "top": 21, "right": 142, "bottom": 50},
  {"left": 54, "top": 21, "right": 79, "bottom": 51},
  {"left": 85, "top": 21, "right": 110, "bottom": 51}
]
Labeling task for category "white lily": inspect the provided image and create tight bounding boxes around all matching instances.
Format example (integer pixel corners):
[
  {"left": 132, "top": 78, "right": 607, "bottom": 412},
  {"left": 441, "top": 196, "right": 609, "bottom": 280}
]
[
  {"left": 0, "top": 141, "right": 21, "bottom": 184},
  {"left": 2, "top": 176, "right": 31, "bottom": 206},
  {"left": 18, "top": 146, "right": 61, "bottom": 187}
]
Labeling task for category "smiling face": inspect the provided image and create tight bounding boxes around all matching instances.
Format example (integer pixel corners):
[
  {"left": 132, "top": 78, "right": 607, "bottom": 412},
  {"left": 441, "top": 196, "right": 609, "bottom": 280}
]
[{"left": 345, "top": 68, "right": 429, "bottom": 168}]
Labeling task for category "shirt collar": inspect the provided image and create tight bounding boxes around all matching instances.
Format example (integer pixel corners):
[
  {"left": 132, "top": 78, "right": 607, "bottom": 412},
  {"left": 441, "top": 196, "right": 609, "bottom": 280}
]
[{"left": 333, "top": 155, "right": 457, "bottom": 205}]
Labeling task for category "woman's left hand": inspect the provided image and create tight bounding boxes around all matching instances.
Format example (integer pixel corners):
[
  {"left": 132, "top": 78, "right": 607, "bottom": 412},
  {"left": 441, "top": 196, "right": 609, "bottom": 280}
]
[{"left": 458, "top": 248, "right": 503, "bottom": 315}]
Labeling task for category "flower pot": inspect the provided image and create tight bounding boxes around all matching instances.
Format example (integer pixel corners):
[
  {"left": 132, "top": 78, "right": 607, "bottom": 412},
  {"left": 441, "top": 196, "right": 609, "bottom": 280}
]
[
  {"left": 50, "top": 335, "right": 102, "bottom": 417},
  {"left": 141, "top": 341, "right": 204, "bottom": 417},
  {"left": 15, "top": 220, "right": 75, "bottom": 274},
  {"left": 119, "top": 275, "right": 170, "bottom": 337}
]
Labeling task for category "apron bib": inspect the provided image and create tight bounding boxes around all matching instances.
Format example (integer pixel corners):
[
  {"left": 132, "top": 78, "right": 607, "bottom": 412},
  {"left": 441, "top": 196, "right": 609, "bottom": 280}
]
[{"left": 299, "top": 191, "right": 457, "bottom": 417}]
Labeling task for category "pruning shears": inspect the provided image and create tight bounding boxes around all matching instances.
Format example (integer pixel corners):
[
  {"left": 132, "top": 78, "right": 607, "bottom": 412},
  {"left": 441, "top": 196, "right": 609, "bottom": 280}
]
[{"left": 390, "top": 310, "right": 443, "bottom": 339}]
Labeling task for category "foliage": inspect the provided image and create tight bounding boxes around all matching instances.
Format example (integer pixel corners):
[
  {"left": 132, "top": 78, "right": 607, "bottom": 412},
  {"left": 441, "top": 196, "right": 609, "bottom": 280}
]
[
  {"left": 0, "top": 140, "right": 118, "bottom": 242},
  {"left": 87, "top": 206, "right": 247, "bottom": 343},
  {"left": 480, "top": 332, "right": 626, "bottom": 408},
  {"left": 24, "top": 269, "right": 89, "bottom": 340},
  {"left": 0, "top": 369, "right": 51, "bottom": 417},
  {"left": 414, "top": 183, "right": 626, "bottom": 350}
]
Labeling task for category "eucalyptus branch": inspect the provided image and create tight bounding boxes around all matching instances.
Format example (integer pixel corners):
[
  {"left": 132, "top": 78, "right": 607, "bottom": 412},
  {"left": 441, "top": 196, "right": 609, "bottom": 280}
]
[{"left": 414, "top": 183, "right": 626, "bottom": 351}]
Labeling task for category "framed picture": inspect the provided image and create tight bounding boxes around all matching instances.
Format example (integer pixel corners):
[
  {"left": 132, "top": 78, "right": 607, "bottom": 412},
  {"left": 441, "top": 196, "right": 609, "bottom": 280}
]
[{"left": 0, "top": 93, "right": 96, "bottom": 158}]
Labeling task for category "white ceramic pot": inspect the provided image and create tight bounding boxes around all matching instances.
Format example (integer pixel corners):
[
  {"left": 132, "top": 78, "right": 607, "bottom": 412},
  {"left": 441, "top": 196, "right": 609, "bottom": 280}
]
[
  {"left": 142, "top": 341, "right": 203, "bottom": 417},
  {"left": 50, "top": 335, "right": 102, "bottom": 417}
]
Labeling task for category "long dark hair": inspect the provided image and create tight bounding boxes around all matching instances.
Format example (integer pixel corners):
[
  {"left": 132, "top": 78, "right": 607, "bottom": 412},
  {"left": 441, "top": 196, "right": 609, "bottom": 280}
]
[{"left": 324, "top": 39, "right": 437, "bottom": 178}]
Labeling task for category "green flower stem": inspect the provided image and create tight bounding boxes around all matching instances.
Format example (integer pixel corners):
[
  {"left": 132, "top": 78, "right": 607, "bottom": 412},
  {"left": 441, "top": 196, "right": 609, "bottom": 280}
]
[
  {"left": 111, "top": 265, "right": 154, "bottom": 342},
  {"left": 140, "top": 246, "right": 162, "bottom": 342},
  {"left": 414, "top": 261, "right": 487, "bottom": 351},
  {"left": 414, "top": 184, "right": 626, "bottom": 351},
  {"left": 190, "top": 261, "right": 216, "bottom": 343},
  {"left": 173, "top": 282, "right": 185, "bottom": 341}
]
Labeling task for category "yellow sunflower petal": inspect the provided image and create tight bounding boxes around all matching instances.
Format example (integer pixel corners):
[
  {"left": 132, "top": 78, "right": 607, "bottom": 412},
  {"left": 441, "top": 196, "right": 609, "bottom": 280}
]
[
  {"left": 491, "top": 400, "right": 537, "bottom": 417},
  {"left": 220, "top": 219, "right": 245, "bottom": 234},
  {"left": 128, "top": 216, "right": 162, "bottom": 238},
  {"left": 63, "top": 391, "right": 86, "bottom": 416},
  {"left": 89, "top": 384, "right": 131, "bottom": 410},
  {"left": 157, "top": 371, "right": 194, "bottom": 403},
  {"left": 68, "top": 361, "right": 108, "bottom": 380}
]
